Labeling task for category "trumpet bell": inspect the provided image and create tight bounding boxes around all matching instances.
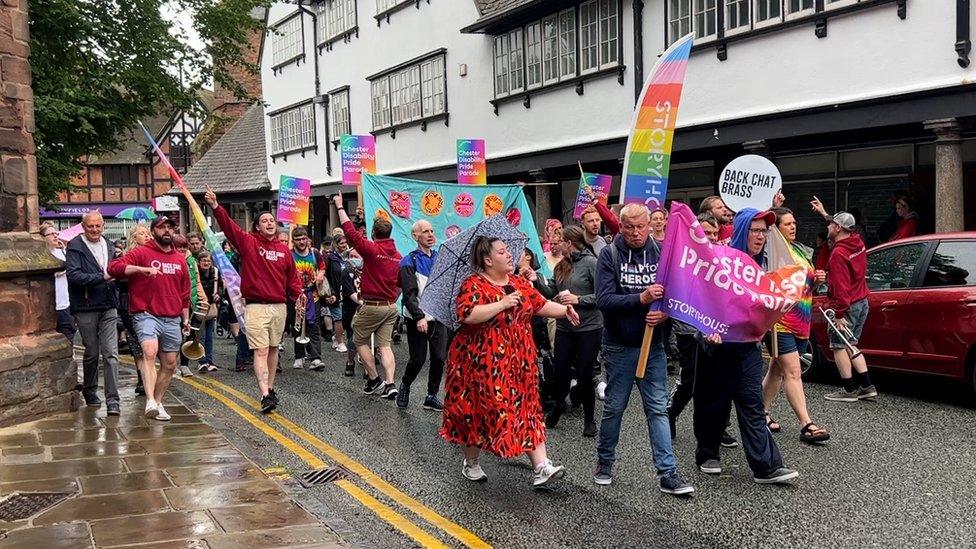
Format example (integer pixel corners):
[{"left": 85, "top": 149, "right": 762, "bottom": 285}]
[
  {"left": 295, "top": 335, "right": 311, "bottom": 345},
  {"left": 181, "top": 341, "right": 205, "bottom": 360}
]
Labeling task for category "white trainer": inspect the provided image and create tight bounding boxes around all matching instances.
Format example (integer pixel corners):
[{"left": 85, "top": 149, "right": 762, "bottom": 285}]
[
  {"left": 462, "top": 460, "right": 488, "bottom": 482},
  {"left": 596, "top": 381, "right": 607, "bottom": 401},
  {"left": 293, "top": 359, "right": 304, "bottom": 370},
  {"left": 336, "top": 343, "right": 348, "bottom": 353},
  {"left": 533, "top": 459, "right": 566, "bottom": 487},
  {"left": 144, "top": 400, "right": 159, "bottom": 419},
  {"left": 155, "top": 404, "right": 171, "bottom": 421}
]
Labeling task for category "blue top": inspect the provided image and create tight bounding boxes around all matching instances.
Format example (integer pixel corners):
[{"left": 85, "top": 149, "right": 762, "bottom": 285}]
[{"left": 595, "top": 234, "right": 663, "bottom": 348}]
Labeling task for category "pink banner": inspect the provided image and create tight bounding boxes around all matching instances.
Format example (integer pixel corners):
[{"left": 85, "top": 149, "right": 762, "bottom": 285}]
[{"left": 657, "top": 202, "right": 806, "bottom": 342}]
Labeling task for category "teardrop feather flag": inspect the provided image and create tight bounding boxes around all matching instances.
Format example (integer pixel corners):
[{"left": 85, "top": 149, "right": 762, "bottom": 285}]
[{"left": 619, "top": 33, "right": 694, "bottom": 209}]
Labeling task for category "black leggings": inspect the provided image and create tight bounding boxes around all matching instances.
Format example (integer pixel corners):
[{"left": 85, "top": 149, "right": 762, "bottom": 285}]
[{"left": 552, "top": 329, "right": 601, "bottom": 423}]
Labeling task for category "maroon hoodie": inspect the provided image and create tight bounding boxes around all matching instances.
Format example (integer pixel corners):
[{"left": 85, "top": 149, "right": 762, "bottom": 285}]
[
  {"left": 826, "top": 233, "right": 869, "bottom": 318},
  {"left": 342, "top": 220, "right": 401, "bottom": 301},
  {"left": 108, "top": 240, "right": 190, "bottom": 317},
  {"left": 213, "top": 205, "right": 302, "bottom": 304}
]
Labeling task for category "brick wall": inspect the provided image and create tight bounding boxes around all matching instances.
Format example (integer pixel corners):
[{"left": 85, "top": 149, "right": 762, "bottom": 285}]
[{"left": 0, "top": 0, "right": 36, "bottom": 233}]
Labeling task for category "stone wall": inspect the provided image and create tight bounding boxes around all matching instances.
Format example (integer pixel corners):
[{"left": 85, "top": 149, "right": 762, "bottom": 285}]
[{"left": 0, "top": 0, "right": 78, "bottom": 426}]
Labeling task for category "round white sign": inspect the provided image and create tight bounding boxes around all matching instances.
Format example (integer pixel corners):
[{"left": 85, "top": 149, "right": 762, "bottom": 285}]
[{"left": 718, "top": 155, "right": 782, "bottom": 213}]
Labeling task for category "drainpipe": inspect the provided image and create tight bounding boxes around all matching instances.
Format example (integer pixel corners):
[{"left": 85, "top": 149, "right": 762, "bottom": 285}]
[
  {"left": 958, "top": 0, "right": 971, "bottom": 68},
  {"left": 297, "top": 0, "right": 332, "bottom": 175},
  {"left": 633, "top": 0, "right": 645, "bottom": 104}
]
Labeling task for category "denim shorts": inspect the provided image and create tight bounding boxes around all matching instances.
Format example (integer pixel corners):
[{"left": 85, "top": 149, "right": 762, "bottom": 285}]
[
  {"left": 329, "top": 306, "right": 343, "bottom": 321},
  {"left": 829, "top": 298, "right": 869, "bottom": 350},
  {"left": 133, "top": 312, "right": 183, "bottom": 353},
  {"left": 766, "top": 331, "right": 808, "bottom": 356}
]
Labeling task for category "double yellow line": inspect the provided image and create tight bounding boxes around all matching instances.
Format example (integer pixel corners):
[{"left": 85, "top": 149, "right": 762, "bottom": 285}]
[{"left": 179, "top": 374, "right": 491, "bottom": 549}]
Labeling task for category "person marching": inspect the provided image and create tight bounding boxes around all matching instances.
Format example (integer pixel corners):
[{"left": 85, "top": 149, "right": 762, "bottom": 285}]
[
  {"left": 108, "top": 216, "right": 190, "bottom": 421},
  {"left": 699, "top": 196, "right": 734, "bottom": 245},
  {"left": 693, "top": 208, "right": 798, "bottom": 485},
  {"left": 580, "top": 206, "right": 608, "bottom": 256},
  {"left": 396, "top": 220, "right": 447, "bottom": 411},
  {"left": 176, "top": 234, "right": 206, "bottom": 378},
  {"left": 332, "top": 193, "right": 402, "bottom": 398},
  {"left": 535, "top": 225, "right": 602, "bottom": 438},
  {"left": 761, "top": 207, "right": 830, "bottom": 443},
  {"left": 441, "top": 236, "right": 580, "bottom": 487},
  {"left": 205, "top": 186, "right": 304, "bottom": 414},
  {"left": 810, "top": 198, "right": 877, "bottom": 402},
  {"left": 325, "top": 234, "right": 349, "bottom": 353},
  {"left": 290, "top": 226, "right": 327, "bottom": 371},
  {"left": 339, "top": 248, "right": 363, "bottom": 377},
  {"left": 592, "top": 204, "right": 694, "bottom": 496},
  {"left": 195, "top": 250, "right": 221, "bottom": 373},
  {"left": 119, "top": 225, "right": 151, "bottom": 395}
]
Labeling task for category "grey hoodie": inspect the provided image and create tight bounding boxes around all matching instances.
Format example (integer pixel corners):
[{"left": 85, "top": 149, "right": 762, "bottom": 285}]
[{"left": 539, "top": 248, "right": 603, "bottom": 333}]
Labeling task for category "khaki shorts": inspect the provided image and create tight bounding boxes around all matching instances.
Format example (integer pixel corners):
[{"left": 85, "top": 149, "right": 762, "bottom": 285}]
[
  {"left": 352, "top": 303, "right": 398, "bottom": 347},
  {"left": 244, "top": 303, "right": 287, "bottom": 350}
]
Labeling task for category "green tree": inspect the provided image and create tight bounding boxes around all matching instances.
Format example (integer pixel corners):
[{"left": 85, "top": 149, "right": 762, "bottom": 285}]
[{"left": 31, "top": 0, "right": 268, "bottom": 205}]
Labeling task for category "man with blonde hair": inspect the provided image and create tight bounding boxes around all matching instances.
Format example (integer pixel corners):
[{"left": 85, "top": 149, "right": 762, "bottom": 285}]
[
  {"left": 66, "top": 211, "right": 121, "bottom": 414},
  {"left": 593, "top": 203, "right": 693, "bottom": 496}
]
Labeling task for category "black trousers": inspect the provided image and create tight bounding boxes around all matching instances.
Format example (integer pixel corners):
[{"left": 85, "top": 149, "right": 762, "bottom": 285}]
[
  {"left": 293, "top": 305, "right": 322, "bottom": 361},
  {"left": 552, "top": 329, "right": 601, "bottom": 423},
  {"left": 667, "top": 333, "right": 699, "bottom": 420},
  {"left": 693, "top": 342, "right": 783, "bottom": 475},
  {"left": 401, "top": 317, "right": 448, "bottom": 396}
]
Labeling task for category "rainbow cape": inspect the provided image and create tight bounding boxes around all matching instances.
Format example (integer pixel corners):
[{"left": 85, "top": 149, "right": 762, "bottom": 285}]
[{"left": 765, "top": 226, "right": 813, "bottom": 337}]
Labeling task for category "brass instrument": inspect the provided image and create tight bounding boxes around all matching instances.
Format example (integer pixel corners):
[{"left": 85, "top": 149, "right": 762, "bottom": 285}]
[
  {"left": 819, "top": 307, "right": 862, "bottom": 360},
  {"left": 295, "top": 299, "right": 310, "bottom": 345},
  {"left": 181, "top": 302, "right": 210, "bottom": 360}
]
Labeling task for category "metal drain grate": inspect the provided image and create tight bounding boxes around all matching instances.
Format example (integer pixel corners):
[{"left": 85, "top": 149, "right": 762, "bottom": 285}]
[
  {"left": 298, "top": 465, "right": 353, "bottom": 487},
  {"left": 0, "top": 492, "right": 72, "bottom": 521}
]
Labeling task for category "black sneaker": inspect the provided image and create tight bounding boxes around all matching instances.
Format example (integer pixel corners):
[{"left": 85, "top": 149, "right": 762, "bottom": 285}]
[
  {"left": 423, "top": 394, "right": 443, "bottom": 411},
  {"left": 106, "top": 402, "right": 121, "bottom": 416},
  {"left": 699, "top": 459, "right": 722, "bottom": 475},
  {"left": 720, "top": 431, "right": 739, "bottom": 448},
  {"left": 344, "top": 363, "right": 355, "bottom": 377},
  {"left": 659, "top": 472, "right": 695, "bottom": 496},
  {"left": 395, "top": 383, "right": 410, "bottom": 408},
  {"left": 593, "top": 462, "right": 613, "bottom": 485},
  {"left": 363, "top": 377, "right": 382, "bottom": 394},
  {"left": 269, "top": 388, "right": 279, "bottom": 407},
  {"left": 857, "top": 385, "right": 878, "bottom": 401},
  {"left": 380, "top": 383, "right": 398, "bottom": 400},
  {"left": 754, "top": 467, "right": 799, "bottom": 485},
  {"left": 545, "top": 405, "right": 565, "bottom": 429},
  {"left": 582, "top": 420, "right": 598, "bottom": 438},
  {"left": 260, "top": 393, "right": 276, "bottom": 414},
  {"left": 134, "top": 384, "right": 145, "bottom": 397}
]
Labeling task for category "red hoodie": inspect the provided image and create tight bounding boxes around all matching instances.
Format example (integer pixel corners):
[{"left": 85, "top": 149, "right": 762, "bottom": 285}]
[
  {"left": 826, "top": 233, "right": 869, "bottom": 318},
  {"left": 594, "top": 201, "right": 620, "bottom": 236},
  {"left": 108, "top": 240, "right": 190, "bottom": 317},
  {"left": 213, "top": 205, "right": 302, "bottom": 304},
  {"left": 342, "top": 220, "right": 401, "bottom": 301}
]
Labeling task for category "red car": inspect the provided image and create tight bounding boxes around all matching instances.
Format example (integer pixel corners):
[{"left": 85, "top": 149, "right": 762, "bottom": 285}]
[{"left": 808, "top": 232, "right": 976, "bottom": 394}]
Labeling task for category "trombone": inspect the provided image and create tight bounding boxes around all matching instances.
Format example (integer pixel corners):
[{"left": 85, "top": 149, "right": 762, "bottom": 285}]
[
  {"left": 819, "top": 307, "right": 862, "bottom": 360},
  {"left": 180, "top": 302, "right": 210, "bottom": 360},
  {"left": 294, "top": 299, "right": 310, "bottom": 345}
]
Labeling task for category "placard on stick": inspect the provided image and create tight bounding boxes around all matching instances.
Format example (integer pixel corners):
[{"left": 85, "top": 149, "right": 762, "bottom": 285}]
[
  {"left": 457, "top": 139, "right": 486, "bottom": 185},
  {"left": 277, "top": 175, "right": 311, "bottom": 226},
  {"left": 340, "top": 134, "right": 376, "bottom": 186},
  {"left": 719, "top": 155, "right": 782, "bottom": 213}
]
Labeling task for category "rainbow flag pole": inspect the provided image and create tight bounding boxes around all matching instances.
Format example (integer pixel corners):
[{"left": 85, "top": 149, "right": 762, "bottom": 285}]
[
  {"left": 138, "top": 121, "right": 248, "bottom": 327},
  {"left": 618, "top": 33, "right": 694, "bottom": 378}
]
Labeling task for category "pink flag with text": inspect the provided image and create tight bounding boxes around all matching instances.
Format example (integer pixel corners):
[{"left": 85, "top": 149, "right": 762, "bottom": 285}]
[{"left": 656, "top": 202, "right": 806, "bottom": 342}]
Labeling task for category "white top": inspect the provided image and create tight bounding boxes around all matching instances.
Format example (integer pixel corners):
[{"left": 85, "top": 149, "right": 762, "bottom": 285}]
[
  {"left": 51, "top": 248, "right": 70, "bottom": 311},
  {"left": 83, "top": 236, "right": 109, "bottom": 275}
]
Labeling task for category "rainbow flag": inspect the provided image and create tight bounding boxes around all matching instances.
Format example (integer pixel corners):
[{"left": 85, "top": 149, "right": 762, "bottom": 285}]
[
  {"left": 765, "top": 225, "right": 812, "bottom": 338},
  {"left": 138, "top": 121, "right": 247, "bottom": 327},
  {"left": 619, "top": 33, "right": 693, "bottom": 208}
]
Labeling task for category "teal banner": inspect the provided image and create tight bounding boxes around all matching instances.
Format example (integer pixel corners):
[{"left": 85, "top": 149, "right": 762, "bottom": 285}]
[{"left": 362, "top": 173, "right": 550, "bottom": 276}]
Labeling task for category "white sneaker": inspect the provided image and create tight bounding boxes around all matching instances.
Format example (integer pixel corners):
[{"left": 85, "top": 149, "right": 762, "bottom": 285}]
[
  {"left": 596, "top": 381, "right": 607, "bottom": 401},
  {"left": 178, "top": 365, "right": 194, "bottom": 378},
  {"left": 293, "top": 359, "right": 304, "bottom": 370},
  {"left": 462, "top": 460, "right": 488, "bottom": 482},
  {"left": 145, "top": 400, "right": 159, "bottom": 419},
  {"left": 533, "top": 459, "right": 566, "bottom": 487},
  {"left": 155, "top": 404, "right": 171, "bottom": 421},
  {"left": 336, "top": 343, "right": 348, "bottom": 353}
]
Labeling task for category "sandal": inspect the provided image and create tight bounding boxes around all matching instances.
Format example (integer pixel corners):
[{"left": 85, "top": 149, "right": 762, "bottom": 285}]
[
  {"left": 800, "top": 422, "right": 830, "bottom": 444},
  {"left": 765, "top": 412, "right": 782, "bottom": 433}
]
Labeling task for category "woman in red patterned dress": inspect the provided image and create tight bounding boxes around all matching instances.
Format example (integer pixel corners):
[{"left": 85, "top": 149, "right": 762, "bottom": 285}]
[{"left": 441, "top": 236, "right": 580, "bottom": 487}]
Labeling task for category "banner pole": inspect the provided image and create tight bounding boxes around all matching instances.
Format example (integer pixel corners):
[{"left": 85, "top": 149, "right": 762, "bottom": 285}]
[
  {"left": 357, "top": 186, "right": 364, "bottom": 217},
  {"left": 636, "top": 325, "right": 655, "bottom": 378},
  {"left": 770, "top": 325, "right": 779, "bottom": 358}
]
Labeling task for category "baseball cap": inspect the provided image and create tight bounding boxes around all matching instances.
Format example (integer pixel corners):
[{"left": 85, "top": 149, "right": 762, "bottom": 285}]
[
  {"left": 752, "top": 210, "right": 776, "bottom": 227},
  {"left": 831, "top": 212, "right": 856, "bottom": 231},
  {"left": 150, "top": 216, "right": 177, "bottom": 229}
]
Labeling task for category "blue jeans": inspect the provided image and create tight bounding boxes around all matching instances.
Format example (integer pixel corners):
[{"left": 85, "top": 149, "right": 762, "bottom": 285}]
[
  {"left": 201, "top": 319, "right": 215, "bottom": 365},
  {"left": 235, "top": 330, "right": 251, "bottom": 364},
  {"left": 597, "top": 338, "right": 676, "bottom": 476}
]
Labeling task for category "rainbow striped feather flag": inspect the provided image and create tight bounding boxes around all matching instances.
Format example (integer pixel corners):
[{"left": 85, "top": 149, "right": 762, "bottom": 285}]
[
  {"left": 139, "top": 121, "right": 247, "bottom": 327},
  {"left": 619, "top": 33, "right": 693, "bottom": 209}
]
